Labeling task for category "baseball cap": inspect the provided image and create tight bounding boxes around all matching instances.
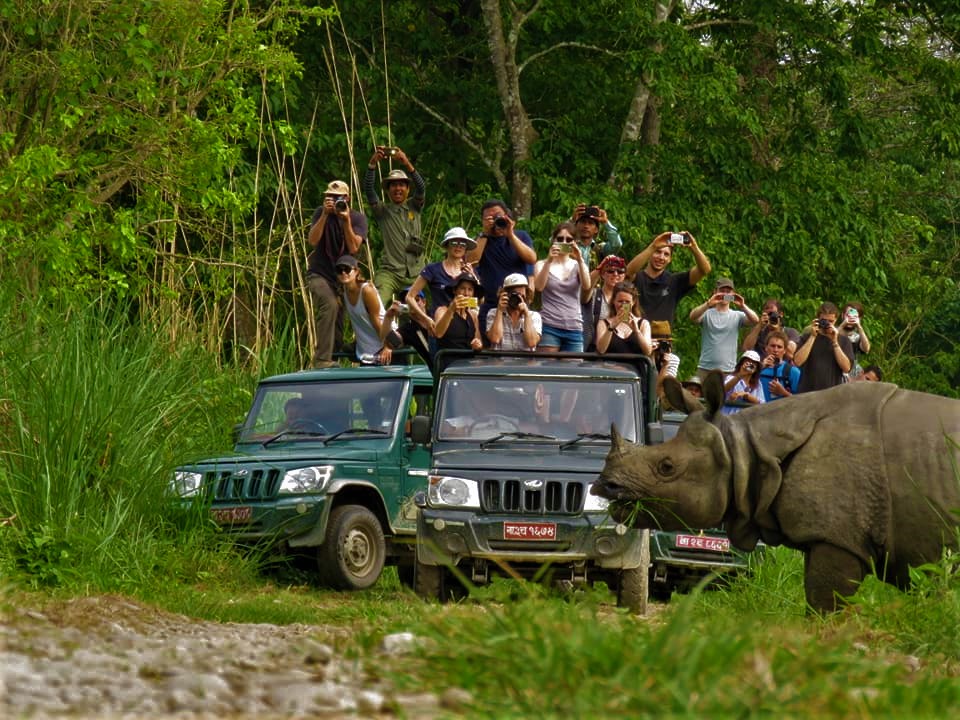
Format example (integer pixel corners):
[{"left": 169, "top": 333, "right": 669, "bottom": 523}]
[
  {"left": 402, "top": 285, "right": 425, "bottom": 300},
  {"left": 738, "top": 350, "right": 761, "bottom": 365},
  {"left": 502, "top": 273, "right": 528, "bottom": 289},
  {"left": 335, "top": 254, "right": 358, "bottom": 269},
  {"left": 325, "top": 180, "right": 350, "bottom": 196},
  {"left": 715, "top": 277, "right": 735, "bottom": 290}
]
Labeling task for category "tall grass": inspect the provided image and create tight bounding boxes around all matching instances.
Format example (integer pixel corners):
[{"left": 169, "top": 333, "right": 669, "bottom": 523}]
[{"left": 0, "top": 293, "right": 271, "bottom": 591}]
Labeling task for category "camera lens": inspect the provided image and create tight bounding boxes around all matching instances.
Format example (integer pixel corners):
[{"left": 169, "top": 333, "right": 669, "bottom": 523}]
[
  {"left": 334, "top": 198, "right": 348, "bottom": 212},
  {"left": 768, "top": 312, "right": 779, "bottom": 324},
  {"left": 494, "top": 215, "right": 509, "bottom": 229},
  {"left": 507, "top": 292, "right": 521, "bottom": 310}
]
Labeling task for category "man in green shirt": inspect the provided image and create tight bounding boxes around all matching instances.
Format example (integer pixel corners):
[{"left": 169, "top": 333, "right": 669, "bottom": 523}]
[{"left": 363, "top": 146, "right": 426, "bottom": 306}]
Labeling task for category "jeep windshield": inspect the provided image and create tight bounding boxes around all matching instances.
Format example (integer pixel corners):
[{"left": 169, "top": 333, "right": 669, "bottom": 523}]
[
  {"left": 238, "top": 380, "right": 405, "bottom": 444},
  {"left": 437, "top": 377, "right": 639, "bottom": 443}
]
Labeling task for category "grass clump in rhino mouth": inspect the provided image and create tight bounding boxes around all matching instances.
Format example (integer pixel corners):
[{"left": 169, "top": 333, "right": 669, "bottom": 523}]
[{"left": 608, "top": 498, "right": 676, "bottom": 529}]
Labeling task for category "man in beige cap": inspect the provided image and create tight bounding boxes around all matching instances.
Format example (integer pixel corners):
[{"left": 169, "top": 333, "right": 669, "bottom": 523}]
[
  {"left": 307, "top": 179, "right": 368, "bottom": 367},
  {"left": 364, "top": 146, "right": 426, "bottom": 306}
]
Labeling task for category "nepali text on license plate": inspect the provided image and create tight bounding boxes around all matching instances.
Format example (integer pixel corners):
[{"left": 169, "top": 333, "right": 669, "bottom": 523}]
[
  {"left": 503, "top": 521, "right": 557, "bottom": 541},
  {"left": 211, "top": 506, "right": 252, "bottom": 524},
  {"left": 676, "top": 534, "right": 729, "bottom": 552}
]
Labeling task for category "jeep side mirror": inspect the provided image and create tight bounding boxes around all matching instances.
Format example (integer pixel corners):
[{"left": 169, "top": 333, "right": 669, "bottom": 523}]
[
  {"left": 231, "top": 422, "right": 243, "bottom": 444},
  {"left": 410, "top": 415, "right": 431, "bottom": 445}
]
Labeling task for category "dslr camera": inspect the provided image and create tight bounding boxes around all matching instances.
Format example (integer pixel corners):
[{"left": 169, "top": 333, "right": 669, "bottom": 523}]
[
  {"left": 385, "top": 146, "right": 399, "bottom": 157},
  {"left": 816, "top": 318, "right": 832, "bottom": 330},
  {"left": 656, "top": 339, "right": 672, "bottom": 354},
  {"left": 493, "top": 215, "right": 509, "bottom": 229},
  {"left": 507, "top": 291, "right": 523, "bottom": 310},
  {"left": 332, "top": 195, "right": 349, "bottom": 213},
  {"left": 767, "top": 311, "right": 780, "bottom": 325}
]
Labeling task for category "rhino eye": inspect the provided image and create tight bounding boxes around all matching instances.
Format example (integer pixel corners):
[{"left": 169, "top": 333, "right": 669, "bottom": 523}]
[{"left": 657, "top": 459, "right": 676, "bottom": 477}]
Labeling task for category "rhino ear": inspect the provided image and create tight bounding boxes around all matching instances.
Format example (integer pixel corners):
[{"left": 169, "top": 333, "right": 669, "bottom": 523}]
[
  {"left": 702, "top": 370, "right": 726, "bottom": 418},
  {"left": 663, "top": 376, "right": 704, "bottom": 415}
]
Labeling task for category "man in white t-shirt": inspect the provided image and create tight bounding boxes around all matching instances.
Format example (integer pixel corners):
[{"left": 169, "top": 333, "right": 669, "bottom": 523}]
[{"left": 689, "top": 277, "right": 758, "bottom": 374}]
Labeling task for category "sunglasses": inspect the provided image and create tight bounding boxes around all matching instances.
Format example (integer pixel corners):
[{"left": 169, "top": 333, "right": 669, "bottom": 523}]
[
  {"left": 447, "top": 240, "right": 469, "bottom": 248},
  {"left": 335, "top": 266, "right": 354, "bottom": 274},
  {"left": 604, "top": 268, "right": 626, "bottom": 275},
  {"left": 554, "top": 235, "right": 575, "bottom": 241}
]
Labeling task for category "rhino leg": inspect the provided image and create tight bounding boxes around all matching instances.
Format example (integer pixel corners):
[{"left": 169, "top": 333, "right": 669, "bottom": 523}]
[{"left": 804, "top": 543, "right": 867, "bottom": 613}]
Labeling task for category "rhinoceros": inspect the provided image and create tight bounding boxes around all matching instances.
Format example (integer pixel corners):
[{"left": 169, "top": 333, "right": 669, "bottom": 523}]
[{"left": 592, "top": 372, "right": 960, "bottom": 612}]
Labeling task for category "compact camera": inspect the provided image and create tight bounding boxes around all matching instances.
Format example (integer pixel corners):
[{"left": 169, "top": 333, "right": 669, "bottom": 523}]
[
  {"left": 397, "top": 303, "right": 410, "bottom": 315},
  {"left": 493, "top": 215, "right": 509, "bottom": 229},
  {"left": 722, "top": 293, "right": 735, "bottom": 303},
  {"left": 332, "top": 195, "right": 349, "bottom": 213},
  {"left": 385, "top": 146, "right": 399, "bottom": 157},
  {"left": 817, "top": 318, "right": 832, "bottom": 330},
  {"left": 669, "top": 232, "right": 688, "bottom": 245},
  {"left": 507, "top": 292, "right": 523, "bottom": 310}
]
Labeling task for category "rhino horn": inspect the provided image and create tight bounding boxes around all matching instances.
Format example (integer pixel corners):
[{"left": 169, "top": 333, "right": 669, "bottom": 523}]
[{"left": 610, "top": 423, "right": 625, "bottom": 455}]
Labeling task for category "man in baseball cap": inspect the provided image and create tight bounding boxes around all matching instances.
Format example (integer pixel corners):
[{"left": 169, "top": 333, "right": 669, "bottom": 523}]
[
  {"left": 486, "top": 272, "right": 542, "bottom": 351},
  {"left": 306, "top": 179, "right": 368, "bottom": 367},
  {"left": 364, "top": 145, "right": 427, "bottom": 307}
]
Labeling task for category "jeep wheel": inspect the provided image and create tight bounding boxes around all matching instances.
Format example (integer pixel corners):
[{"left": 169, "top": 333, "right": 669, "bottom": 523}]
[
  {"left": 413, "top": 559, "right": 443, "bottom": 601},
  {"left": 317, "top": 505, "right": 386, "bottom": 590},
  {"left": 617, "top": 530, "right": 650, "bottom": 614}
]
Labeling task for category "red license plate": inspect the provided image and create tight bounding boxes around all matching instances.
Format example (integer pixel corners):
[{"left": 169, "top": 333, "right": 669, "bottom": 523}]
[
  {"left": 503, "top": 521, "right": 557, "bottom": 541},
  {"left": 676, "top": 534, "right": 730, "bottom": 552},
  {"left": 211, "top": 506, "right": 252, "bottom": 524}
]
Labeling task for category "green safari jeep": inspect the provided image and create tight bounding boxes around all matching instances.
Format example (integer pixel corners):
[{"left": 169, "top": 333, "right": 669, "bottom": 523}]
[{"left": 172, "top": 364, "right": 434, "bottom": 589}]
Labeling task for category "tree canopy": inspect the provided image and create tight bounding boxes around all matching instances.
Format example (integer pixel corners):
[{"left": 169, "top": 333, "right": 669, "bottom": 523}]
[{"left": 1, "top": 0, "right": 957, "bottom": 392}]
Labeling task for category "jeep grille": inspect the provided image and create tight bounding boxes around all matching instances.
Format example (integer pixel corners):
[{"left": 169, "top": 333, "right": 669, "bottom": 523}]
[
  {"left": 481, "top": 479, "right": 584, "bottom": 514},
  {"left": 207, "top": 469, "right": 281, "bottom": 500}
]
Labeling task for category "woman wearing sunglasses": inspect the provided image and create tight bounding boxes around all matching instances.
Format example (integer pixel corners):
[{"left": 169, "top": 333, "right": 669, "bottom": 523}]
[
  {"left": 583, "top": 255, "right": 628, "bottom": 351},
  {"left": 533, "top": 222, "right": 592, "bottom": 352},
  {"left": 722, "top": 350, "right": 766, "bottom": 415},
  {"left": 335, "top": 255, "right": 392, "bottom": 365},
  {"left": 595, "top": 282, "right": 653, "bottom": 356},
  {"left": 404, "top": 226, "right": 478, "bottom": 334}
]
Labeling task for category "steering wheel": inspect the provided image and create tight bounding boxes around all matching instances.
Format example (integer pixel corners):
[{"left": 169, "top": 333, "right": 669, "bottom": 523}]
[{"left": 287, "top": 418, "right": 328, "bottom": 434}]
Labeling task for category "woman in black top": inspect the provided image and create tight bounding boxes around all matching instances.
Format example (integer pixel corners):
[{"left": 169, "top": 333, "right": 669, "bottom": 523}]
[
  {"left": 434, "top": 273, "right": 484, "bottom": 350},
  {"left": 595, "top": 282, "right": 653, "bottom": 356}
]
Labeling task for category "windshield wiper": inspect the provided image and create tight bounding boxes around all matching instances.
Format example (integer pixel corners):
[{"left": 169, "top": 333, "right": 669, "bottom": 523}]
[
  {"left": 262, "top": 430, "right": 326, "bottom": 447},
  {"left": 480, "top": 431, "right": 557, "bottom": 448},
  {"left": 560, "top": 432, "right": 611, "bottom": 450},
  {"left": 324, "top": 427, "right": 390, "bottom": 442}
]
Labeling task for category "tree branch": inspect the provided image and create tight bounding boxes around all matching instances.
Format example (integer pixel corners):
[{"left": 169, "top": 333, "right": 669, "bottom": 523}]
[{"left": 518, "top": 41, "right": 620, "bottom": 76}]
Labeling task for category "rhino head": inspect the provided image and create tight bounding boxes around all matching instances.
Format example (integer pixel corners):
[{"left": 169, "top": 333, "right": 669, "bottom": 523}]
[{"left": 593, "top": 371, "right": 734, "bottom": 533}]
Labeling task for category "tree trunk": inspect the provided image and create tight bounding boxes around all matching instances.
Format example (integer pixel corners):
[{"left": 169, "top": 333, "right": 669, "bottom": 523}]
[{"left": 480, "top": 0, "right": 538, "bottom": 218}]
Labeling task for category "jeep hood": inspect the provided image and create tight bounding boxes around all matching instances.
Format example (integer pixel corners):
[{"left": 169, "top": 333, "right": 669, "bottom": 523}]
[{"left": 431, "top": 446, "right": 606, "bottom": 474}]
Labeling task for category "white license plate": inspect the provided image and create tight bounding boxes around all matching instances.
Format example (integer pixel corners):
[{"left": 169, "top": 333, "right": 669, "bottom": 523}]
[
  {"left": 675, "top": 534, "right": 730, "bottom": 552},
  {"left": 211, "top": 506, "right": 252, "bottom": 524},
  {"left": 503, "top": 521, "right": 557, "bottom": 541}
]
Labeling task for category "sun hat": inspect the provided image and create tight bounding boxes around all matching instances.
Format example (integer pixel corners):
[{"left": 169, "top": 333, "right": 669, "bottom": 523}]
[
  {"left": 681, "top": 374, "right": 703, "bottom": 389},
  {"left": 452, "top": 272, "right": 484, "bottom": 301},
  {"left": 325, "top": 180, "right": 350, "bottom": 196},
  {"left": 381, "top": 169, "right": 411, "bottom": 188},
  {"left": 440, "top": 226, "right": 478, "bottom": 251}
]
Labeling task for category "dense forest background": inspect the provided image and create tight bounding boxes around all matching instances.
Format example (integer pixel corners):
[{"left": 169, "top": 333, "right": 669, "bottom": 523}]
[{"left": 2, "top": 0, "right": 958, "bottom": 394}]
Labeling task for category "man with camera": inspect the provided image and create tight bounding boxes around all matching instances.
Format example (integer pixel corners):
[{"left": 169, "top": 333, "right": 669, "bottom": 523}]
[
  {"left": 689, "top": 277, "right": 759, "bottom": 374},
  {"left": 758, "top": 329, "right": 802, "bottom": 401},
  {"left": 363, "top": 146, "right": 426, "bottom": 306},
  {"left": 466, "top": 199, "right": 537, "bottom": 344},
  {"left": 380, "top": 285, "right": 434, "bottom": 371},
  {"left": 793, "top": 302, "right": 855, "bottom": 392},
  {"left": 307, "top": 179, "right": 368, "bottom": 367},
  {"left": 572, "top": 204, "right": 622, "bottom": 268},
  {"left": 486, "top": 273, "right": 543, "bottom": 351},
  {"left": 625, "top": 230, "right": 712, "bottom": 333},
  {"left": 742, "top": 297, "right": 801, "bottom": 361}
]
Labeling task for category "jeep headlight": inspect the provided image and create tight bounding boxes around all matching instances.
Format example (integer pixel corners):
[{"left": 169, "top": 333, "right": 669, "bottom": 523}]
[
  {"left": 172, "top": 471, "right": 203, "bottom": 497},
  {"left": 583, "top": 487, "right": 610, "bottom": 512},
  {"left": 279, "top": 465, "right": 334, "bottom": 494},
  {"left": 428, "top": 475, "right": 480, "bottom": 508}
]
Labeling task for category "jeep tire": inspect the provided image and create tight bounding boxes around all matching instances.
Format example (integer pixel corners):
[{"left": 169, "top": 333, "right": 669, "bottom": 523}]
[
  {"left": 413, "top": 558, "right": 443, "bottom": 601},
  {"left": 617, "top": 530, "right": 650, "bottom": 614},
  {"left": 317, "top": 505, "right": 386, "bottom": 590}
]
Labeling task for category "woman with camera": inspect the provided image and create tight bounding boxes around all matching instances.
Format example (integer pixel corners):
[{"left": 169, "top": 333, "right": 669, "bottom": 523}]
[
  {"left": 722, "top": 350, "right": 766, "bottom": 415},
  {"left": 595, "top": 282, "right": 653, "bottom": 356},
  {"left": 434, "top": 272, "right": 484, "bottom": 351},
  {"left": 486, "top": 273, "right": 542, "bottom": 351},
  {"left": 404, "top": 226, "right": 479, "bottom": 335},
  {"left": 534, "top": 223, "right": 592, "bottom": 352}
]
